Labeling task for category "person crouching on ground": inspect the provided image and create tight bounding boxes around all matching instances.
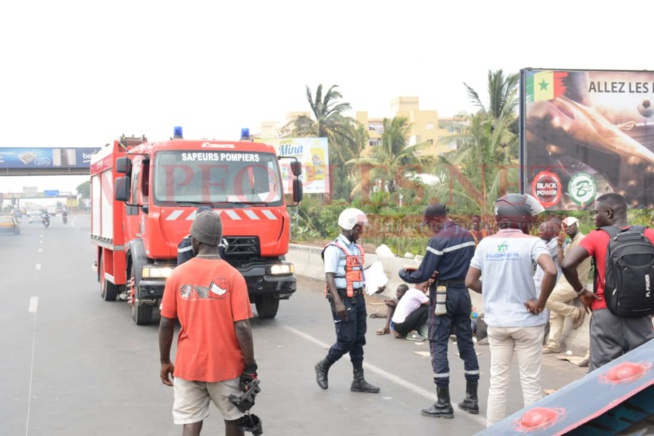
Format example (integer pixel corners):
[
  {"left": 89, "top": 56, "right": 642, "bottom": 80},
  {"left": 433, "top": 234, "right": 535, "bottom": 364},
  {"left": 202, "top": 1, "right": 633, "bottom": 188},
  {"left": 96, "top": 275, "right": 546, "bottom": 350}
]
[{"left": 376, "top": 282, "right": 429, "bottom": 338}]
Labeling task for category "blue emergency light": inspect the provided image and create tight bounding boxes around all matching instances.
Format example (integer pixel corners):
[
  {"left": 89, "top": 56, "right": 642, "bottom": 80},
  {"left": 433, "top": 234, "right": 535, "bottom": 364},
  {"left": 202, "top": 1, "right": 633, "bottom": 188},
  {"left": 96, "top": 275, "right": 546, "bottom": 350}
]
[
  {"left": 240, "top": 128, "right": 250, "bottom": 140},
  {"left": 173, "top": 126, "right": 183, "bottom": 139}
]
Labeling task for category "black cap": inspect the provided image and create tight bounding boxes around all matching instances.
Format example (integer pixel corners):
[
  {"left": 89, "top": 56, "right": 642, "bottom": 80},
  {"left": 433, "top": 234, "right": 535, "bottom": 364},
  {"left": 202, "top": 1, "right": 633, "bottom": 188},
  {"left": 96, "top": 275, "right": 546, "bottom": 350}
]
[{"left": 424, "top": 203, "right": 448, "bottom": 219}]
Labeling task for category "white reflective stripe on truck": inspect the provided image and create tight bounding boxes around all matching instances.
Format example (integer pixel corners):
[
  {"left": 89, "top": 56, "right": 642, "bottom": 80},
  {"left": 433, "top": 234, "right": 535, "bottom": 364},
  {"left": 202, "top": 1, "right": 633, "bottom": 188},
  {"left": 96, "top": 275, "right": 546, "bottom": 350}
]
[
  {"left": 166, "top": 210, "right": 184, "bottom": 220},
  {"left": 162, "top": 209, "right": 278, "bottom": 221}
]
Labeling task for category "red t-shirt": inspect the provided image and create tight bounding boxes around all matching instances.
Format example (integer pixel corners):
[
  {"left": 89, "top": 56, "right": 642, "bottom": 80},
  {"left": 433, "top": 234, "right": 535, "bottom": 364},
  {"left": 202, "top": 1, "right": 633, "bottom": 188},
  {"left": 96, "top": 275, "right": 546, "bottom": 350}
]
[
  {"left": 161, "top": 257, "right": 253, "bottom": 382},
  {"left": 579, "top": 227, "right": 654, "bottom": 311}
]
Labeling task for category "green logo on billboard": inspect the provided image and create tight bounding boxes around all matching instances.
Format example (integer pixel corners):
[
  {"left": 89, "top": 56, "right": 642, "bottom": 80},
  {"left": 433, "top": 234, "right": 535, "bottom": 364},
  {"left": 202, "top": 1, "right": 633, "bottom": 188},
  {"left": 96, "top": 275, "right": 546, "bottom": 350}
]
[{"left": 568, "top": 173, "right": 596, "bottom": 206}]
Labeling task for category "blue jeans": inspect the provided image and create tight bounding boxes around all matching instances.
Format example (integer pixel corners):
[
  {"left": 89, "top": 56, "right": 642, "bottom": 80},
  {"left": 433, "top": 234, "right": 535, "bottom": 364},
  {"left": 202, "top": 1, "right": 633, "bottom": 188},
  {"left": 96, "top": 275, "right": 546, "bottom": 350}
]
[
  {"left": 428, "top": 284, "right": 480, "bottom": 387},
  {"left": 326, "top": 293, "right": 367, "bottom": 369}
]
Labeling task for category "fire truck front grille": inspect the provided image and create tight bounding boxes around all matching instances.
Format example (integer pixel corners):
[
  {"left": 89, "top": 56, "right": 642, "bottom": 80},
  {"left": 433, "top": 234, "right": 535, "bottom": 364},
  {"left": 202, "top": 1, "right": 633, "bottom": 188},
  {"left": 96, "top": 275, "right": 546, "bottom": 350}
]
[{"left": 224, "top": 236, "right": 260, "bottom": 258}]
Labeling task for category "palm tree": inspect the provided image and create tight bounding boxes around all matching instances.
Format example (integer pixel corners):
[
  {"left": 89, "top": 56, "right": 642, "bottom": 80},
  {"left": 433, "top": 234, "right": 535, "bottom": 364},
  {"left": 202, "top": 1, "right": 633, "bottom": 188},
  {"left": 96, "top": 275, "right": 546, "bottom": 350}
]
[
  {"left": 285, "top": 84, "right": 364, "bottom": 200},
  {"left": 465, "top": 69, "right": 519, "bottom": 120},
  {"left": 347, "top": 116, "right": 433, "bottom": 201},
  {"left": 433, "top": 70, "right": 520, "bottom": 215},
  {"left": 285, "top": 85, "right": 362, "bottom": 163}
]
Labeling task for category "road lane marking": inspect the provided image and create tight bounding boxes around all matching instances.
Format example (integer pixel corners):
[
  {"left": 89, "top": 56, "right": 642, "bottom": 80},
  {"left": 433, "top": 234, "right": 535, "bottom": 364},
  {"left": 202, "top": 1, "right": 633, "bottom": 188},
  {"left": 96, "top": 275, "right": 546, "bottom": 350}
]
[
  {"left": 28, "top": 297, "right": 38, "bottom": 313},
  {"left": 35, "top": 264, "right": 41, "bottom": 271},
  {"left": 282, "top": 325, "right": 486, "bottom": 427},
  {"left": 26, "top": 298, "right": 38, "bottom": 436}
]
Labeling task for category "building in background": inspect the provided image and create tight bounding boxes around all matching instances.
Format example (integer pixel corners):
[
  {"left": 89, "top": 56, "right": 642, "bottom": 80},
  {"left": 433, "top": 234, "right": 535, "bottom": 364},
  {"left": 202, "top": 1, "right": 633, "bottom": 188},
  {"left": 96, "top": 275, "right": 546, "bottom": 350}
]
[
  {"left": 356, "top": 97, "right": 455, "bottom": 157},
  {"left": 255, "top": 97, "right": 455, "bottom": 157}
]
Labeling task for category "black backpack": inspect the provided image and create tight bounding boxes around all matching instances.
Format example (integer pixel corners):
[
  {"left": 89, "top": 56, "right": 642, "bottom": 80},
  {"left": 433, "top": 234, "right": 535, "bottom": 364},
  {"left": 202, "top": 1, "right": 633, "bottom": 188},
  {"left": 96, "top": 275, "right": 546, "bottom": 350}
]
[{"left": 600, "top": 226, "right": 654, "bottom": 317}]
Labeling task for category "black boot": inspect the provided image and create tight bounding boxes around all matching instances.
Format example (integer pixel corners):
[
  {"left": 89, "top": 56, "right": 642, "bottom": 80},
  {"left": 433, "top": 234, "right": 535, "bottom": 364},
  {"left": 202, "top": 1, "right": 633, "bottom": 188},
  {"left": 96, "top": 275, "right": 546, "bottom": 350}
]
[
  {"left": 421, "top": 386, "right": 454, "bottom": 418},
  {"left": 350, "top": 368, "right": 380, "bottom": 393},
  {"left": 458, "top": 381, "right": 479, "bottom": 414},
  {"left": 315, "top": 359, "right": 332, "bottom": 390}
]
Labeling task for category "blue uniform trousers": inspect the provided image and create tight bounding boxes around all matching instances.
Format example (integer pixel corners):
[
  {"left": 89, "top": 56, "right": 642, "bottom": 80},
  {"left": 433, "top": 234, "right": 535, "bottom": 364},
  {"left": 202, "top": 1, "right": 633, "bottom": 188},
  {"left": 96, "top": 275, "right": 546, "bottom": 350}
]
[
  {"left": 429, "top": 283, "right": 480, "bottom": 387},
  {"left": 326, "top": 293, "right": 367, "bottom": 369}
]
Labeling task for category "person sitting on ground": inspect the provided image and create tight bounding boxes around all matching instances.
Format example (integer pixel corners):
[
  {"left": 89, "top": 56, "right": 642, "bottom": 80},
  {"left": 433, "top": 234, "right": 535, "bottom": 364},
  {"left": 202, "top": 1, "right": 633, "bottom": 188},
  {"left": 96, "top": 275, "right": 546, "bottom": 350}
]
[
  {"left": 543, "top": 216, "right": 590, "bottom": 354},
  {"left": 376, "top": 282, "right": 429, "bottom": 338}
]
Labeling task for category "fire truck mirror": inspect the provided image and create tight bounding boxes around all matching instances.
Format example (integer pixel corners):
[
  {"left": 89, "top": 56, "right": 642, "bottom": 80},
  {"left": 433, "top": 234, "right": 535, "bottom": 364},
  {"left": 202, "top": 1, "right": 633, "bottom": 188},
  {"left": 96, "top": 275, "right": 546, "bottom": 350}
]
[
  {"left": 116, "top": 157, "right": 132, "bottom": 175},
  {"left": 290, "top": 160, "right": 302, "bottom": 177},
  {"left": 115, "top": 177, "right": 131, "bottom": 202},
  {"left": 292, "top": 178, "right": 303, "bottom": 204}
]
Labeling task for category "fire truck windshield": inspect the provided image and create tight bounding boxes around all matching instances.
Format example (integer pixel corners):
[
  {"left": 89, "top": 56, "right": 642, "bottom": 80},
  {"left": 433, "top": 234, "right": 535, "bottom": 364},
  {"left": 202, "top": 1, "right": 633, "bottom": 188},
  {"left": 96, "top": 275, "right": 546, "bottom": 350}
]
[{"left": 153, "top": 151, "right": 283, "bottom": 206}]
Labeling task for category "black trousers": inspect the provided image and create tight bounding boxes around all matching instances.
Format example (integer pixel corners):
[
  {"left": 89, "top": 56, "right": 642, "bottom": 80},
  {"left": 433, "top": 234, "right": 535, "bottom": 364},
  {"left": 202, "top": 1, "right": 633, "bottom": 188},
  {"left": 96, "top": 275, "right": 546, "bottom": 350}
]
[{"left": 393, "top": 305, "right": 428, "bottom": 336}]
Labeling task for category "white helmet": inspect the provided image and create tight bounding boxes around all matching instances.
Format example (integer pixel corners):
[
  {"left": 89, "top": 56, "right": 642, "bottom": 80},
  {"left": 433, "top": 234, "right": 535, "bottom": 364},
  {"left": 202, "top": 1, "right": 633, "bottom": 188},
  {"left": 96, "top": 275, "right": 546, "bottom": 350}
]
[{"left": 338, "top": 208, "right": 368, "bottom": 230}]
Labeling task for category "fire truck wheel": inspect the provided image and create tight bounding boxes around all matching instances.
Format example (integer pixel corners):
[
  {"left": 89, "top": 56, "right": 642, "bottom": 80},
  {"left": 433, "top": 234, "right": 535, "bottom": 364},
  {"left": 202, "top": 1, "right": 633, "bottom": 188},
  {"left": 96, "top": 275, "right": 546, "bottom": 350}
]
[
  {"left": 132, "top": 303, "right": 154, "bottom": 325},
  {"left": 99, "top": 257, "right": 119, "bottom": 302},
  {"left": 255, "top": 295, "right": 279, "bottom": 319}
]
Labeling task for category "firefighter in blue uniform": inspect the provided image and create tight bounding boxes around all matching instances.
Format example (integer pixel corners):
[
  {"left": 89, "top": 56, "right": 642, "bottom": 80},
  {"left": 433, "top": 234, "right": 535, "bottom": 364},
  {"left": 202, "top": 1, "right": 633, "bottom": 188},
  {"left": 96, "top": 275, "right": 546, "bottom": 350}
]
[
  {"left": 400, "top": 203, "right": 480, "bottom": 418},
  {"left": 314, "top": 208, "right": 380, "bottom": 394}
]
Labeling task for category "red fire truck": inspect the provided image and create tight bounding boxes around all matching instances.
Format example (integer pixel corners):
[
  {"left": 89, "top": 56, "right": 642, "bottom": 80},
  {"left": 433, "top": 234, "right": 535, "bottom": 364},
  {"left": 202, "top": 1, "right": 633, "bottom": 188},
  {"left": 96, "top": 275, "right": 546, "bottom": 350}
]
[{"left": 90, "top": 128, "right": 303, "bottom": 325}]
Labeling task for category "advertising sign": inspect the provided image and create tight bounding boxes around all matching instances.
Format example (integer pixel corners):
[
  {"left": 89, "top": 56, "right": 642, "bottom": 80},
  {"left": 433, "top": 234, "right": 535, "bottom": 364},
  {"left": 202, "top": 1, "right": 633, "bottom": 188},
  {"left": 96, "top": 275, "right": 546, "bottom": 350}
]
[
  {"left": 261, "top": 138, "right": 329, "bottom": 194},
  {"left": 0, "top": 147, "right": 100, "bottom": 169},
  {"left": 521, "top": 69, "right": 654, "bottom": 210}
]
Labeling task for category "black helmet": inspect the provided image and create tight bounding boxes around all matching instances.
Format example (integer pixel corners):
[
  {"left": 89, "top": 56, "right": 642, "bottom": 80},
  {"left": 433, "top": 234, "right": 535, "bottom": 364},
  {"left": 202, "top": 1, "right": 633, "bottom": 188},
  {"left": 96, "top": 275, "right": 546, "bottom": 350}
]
[
  {"left": 236, "top": 414, "right": 263, "bottom": 436},
  {"left": 494, "top": 193, "right": 544, "bottom": 233}
]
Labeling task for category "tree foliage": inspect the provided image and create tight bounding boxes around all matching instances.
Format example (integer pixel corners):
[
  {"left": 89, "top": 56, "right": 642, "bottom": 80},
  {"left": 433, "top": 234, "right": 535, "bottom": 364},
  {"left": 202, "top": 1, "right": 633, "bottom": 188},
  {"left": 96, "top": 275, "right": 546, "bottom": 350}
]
[
  {"left": 284, "top": 84, "right": 365, "bottom": 200},
  {"left": 433, "top": 69, "right": 520, "bottom": 216},
  {"left": 347, "top": 116, "right": 433, "bottom": 203},
  {"left": 76, "top": 180, "right": 90, "bottom": 199}
]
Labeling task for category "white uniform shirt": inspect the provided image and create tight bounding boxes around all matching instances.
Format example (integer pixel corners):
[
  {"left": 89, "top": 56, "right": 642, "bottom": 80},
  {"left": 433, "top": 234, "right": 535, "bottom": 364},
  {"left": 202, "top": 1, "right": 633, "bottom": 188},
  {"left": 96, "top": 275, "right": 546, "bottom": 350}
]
[
  {"left": 323, "top": 234, "right": 365, "bottom": 290},
  {"left": 470, "top": 229, "right": 550, "bottom": 328}
]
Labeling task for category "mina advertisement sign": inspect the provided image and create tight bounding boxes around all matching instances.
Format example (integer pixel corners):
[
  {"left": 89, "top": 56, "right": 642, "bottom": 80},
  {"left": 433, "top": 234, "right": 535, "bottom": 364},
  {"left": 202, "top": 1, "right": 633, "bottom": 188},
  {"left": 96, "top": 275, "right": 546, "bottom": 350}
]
[
  {"left": 521, "top": 69, "right": 654, "bottom": 210},
  {"left": 261, "top": 137, "right": 329, "bottom": 194}
]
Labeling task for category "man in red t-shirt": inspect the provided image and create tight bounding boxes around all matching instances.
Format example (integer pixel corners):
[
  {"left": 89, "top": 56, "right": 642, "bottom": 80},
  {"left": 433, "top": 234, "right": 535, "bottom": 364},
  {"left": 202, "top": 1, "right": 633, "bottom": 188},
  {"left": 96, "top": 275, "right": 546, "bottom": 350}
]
[
  {"left": 562, "top": 193, "right": 654, "bottom": 371},
  {"left": 159, "top": 210, "right": 256, "bottom": 436}
]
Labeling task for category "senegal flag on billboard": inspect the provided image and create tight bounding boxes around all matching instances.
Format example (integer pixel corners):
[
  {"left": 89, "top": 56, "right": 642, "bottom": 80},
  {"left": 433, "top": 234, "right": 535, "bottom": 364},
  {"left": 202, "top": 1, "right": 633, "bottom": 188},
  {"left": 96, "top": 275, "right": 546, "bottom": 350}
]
[{"left": 525, "top": 70, "right": 568, "bottom": 102}]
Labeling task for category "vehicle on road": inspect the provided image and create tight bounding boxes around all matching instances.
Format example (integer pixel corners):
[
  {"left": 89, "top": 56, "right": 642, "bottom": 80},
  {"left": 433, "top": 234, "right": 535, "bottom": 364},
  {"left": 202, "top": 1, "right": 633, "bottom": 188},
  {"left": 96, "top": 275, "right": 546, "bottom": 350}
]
[
  {"left": 42, "top": 214, "right": 50, "bottom": 228},
  {"left": 90, "top": 128, "right": 303, "bottom": 325},
  {"left": 28, "top": 211, "right": 42, "bottom": 223},
  {"left": 0, "top": 215, "right": 20, "bottom": 235}
]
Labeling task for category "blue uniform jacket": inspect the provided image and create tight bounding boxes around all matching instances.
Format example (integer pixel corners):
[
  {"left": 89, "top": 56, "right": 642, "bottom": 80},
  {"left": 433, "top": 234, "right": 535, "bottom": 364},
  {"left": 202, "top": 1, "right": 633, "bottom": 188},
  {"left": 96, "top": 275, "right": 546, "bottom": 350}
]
[
  {"left": 177, "top": 236, "right": 228, "bottom": 265},
  {"left": 399, "top": 221, "right": 476, "bottom": 284}
]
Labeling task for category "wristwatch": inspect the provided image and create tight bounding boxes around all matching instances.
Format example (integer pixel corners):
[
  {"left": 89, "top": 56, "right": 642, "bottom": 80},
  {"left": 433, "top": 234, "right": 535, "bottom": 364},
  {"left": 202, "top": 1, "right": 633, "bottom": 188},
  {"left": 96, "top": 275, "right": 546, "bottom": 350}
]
[{"left": 575, "top": 285, "right": 586, "bottom": 296}]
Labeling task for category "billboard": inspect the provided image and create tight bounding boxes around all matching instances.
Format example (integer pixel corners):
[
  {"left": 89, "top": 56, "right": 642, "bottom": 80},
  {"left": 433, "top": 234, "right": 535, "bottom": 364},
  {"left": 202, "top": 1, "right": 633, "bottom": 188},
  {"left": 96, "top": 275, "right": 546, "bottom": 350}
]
[
  {"left": 261, "top": 138, "right": 329, "bottom": 194},
  {"left": 521, "top": 69, "right": 654, "bottom": 210},
  {"left": 0, "top": 148, "right": 100, "bottom": 169}
]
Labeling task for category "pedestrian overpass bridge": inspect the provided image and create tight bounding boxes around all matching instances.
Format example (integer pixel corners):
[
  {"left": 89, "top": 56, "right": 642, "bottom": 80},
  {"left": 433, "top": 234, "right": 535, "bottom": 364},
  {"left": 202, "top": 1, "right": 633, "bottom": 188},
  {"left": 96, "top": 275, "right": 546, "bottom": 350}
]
[{"left": 0, "top": 147, "right": 99, "bottom": 176}]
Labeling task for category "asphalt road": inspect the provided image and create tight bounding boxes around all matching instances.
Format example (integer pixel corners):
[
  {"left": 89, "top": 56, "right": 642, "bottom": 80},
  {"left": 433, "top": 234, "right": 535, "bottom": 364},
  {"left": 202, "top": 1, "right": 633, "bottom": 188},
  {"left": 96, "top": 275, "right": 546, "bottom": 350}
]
[{"left": 0, "top": 213, "right": 587, "bottom": 436}]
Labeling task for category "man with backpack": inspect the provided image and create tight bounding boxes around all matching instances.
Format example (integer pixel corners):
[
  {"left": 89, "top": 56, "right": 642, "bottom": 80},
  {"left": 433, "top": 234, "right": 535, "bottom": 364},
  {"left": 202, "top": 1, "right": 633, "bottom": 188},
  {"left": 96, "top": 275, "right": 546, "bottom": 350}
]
[{"left": 562, "top": 193, "right": 654, "bottom": 371}]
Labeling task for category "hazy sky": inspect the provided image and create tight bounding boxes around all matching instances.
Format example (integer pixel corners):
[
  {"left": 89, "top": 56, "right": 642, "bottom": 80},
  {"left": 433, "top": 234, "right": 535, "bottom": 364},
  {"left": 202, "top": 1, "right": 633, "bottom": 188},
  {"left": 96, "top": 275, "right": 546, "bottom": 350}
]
[{"left": 1, "top": 0, "right": 651, "bottom": 194}]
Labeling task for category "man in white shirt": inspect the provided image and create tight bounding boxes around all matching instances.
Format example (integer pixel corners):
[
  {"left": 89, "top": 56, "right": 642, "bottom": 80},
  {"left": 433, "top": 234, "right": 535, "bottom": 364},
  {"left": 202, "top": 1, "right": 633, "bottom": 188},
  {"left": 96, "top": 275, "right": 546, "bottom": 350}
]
[
  {"left": 534, "top": 220, "right": 562, "bottom": 290},
  {"left": 465, "top": 194, "right": 557, "bottom": 428}
]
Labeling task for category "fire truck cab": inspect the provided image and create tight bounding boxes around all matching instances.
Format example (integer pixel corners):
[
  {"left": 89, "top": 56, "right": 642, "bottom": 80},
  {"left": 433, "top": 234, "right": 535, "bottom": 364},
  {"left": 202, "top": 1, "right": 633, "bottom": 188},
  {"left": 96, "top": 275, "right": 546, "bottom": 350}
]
[{"left": 90, "top": 129, "right": 302, "bottom": 324}]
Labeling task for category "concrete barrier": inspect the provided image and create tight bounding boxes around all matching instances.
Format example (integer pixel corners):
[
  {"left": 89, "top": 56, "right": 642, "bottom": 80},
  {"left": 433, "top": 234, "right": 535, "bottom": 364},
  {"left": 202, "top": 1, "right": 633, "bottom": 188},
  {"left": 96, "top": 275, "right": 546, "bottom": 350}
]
[{"left": 287, "top": 243, "right": 590, "bottom": 356}]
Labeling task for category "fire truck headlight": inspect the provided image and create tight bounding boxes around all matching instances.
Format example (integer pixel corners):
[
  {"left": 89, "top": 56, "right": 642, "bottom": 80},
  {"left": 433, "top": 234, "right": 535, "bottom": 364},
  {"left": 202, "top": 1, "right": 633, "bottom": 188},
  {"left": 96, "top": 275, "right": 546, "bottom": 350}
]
[
  {"left": 142, "top": 266, "right": 175, "bottom": 279},
  {"left": 269, "top": 263, "right": 294, "bottom": 276}
]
